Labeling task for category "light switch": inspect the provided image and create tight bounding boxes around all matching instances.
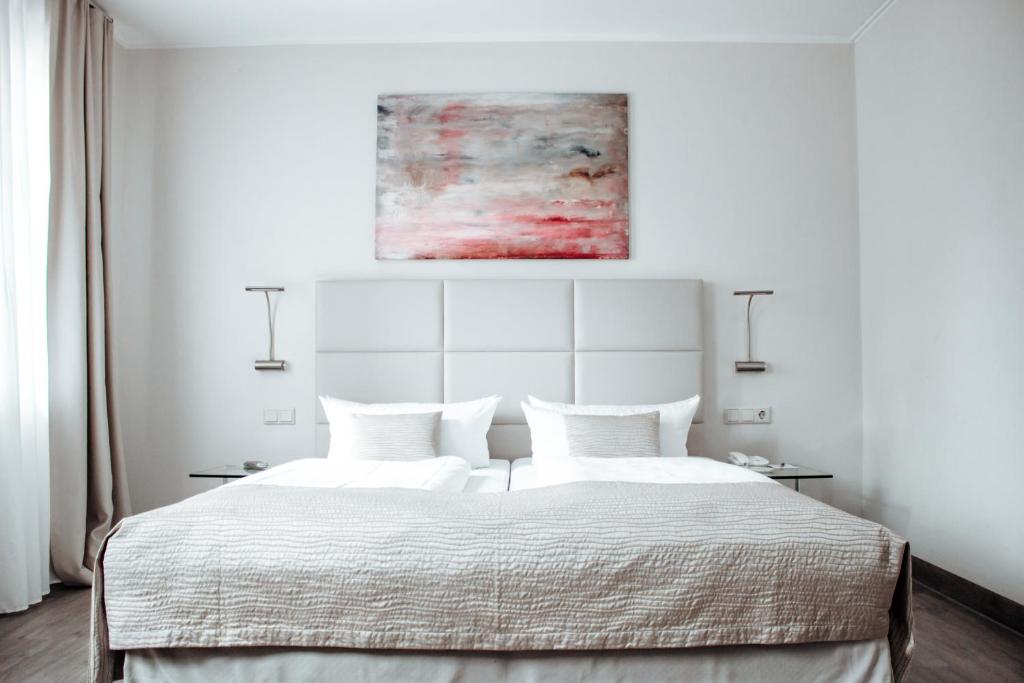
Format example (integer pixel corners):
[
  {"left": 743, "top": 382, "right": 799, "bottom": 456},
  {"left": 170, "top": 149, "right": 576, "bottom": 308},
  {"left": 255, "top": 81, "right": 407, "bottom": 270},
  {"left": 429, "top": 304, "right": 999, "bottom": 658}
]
[{"left": 264, "top": 408, "right": 295, "bottom": 425}]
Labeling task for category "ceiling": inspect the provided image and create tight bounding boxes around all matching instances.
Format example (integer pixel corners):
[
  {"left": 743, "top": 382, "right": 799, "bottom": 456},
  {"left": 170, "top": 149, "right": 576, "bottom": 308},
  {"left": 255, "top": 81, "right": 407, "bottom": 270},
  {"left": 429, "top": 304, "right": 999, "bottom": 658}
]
[{"left": 102, "top": 0, "right": 895, "bottom": 49}]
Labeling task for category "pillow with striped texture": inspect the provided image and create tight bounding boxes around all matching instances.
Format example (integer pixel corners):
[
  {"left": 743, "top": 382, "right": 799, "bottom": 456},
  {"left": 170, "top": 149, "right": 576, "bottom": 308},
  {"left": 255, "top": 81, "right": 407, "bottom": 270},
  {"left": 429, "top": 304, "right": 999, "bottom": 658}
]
[
  {"left": 563, "top": 411, "right": 661, "bottom": 459},
  {"left": 342, "top": 411, "right": 442, "bottom": 461}
]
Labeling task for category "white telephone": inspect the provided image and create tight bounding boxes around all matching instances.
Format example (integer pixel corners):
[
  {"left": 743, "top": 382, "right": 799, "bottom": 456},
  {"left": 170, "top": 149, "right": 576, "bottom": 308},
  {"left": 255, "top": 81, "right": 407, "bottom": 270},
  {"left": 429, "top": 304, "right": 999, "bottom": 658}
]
[{"left": 728, "top": 452, "right": 769, "bottom": 467}]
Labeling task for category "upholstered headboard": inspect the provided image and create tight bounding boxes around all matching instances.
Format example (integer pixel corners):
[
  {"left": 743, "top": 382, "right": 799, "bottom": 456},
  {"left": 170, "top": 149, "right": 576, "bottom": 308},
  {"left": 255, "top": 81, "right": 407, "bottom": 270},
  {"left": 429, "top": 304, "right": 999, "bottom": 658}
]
[{"left": 315, "top": 279, "right": 704, "bottom": 460}]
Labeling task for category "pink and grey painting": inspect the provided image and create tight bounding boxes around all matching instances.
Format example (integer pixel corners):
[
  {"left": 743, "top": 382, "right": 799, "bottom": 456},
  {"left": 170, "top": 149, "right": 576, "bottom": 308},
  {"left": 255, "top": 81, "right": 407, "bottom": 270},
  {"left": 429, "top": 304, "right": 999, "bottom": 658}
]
[{"left": 375, "top": 93, "right": 629, "bottom": 259}]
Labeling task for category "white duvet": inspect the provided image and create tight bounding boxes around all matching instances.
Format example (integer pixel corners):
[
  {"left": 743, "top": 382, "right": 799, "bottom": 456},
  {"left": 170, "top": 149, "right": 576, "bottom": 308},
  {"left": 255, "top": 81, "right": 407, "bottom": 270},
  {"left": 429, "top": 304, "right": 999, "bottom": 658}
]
[
  {"left": 512, "top": 455, "right": 774, "bottom": 490},
  {"left": 229, "top": 456, "right": 471, "bottom": 492}
]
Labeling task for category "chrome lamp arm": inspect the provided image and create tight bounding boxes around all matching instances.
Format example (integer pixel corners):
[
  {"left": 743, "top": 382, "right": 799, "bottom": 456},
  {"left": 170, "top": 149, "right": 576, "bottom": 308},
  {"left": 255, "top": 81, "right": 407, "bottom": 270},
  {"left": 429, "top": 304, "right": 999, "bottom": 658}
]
[
  {"left": 734, "top": 289, "right": 773, "bottom": 372},
  {"left": 245, "top": 286, "right": 286, "bottom": 371}
]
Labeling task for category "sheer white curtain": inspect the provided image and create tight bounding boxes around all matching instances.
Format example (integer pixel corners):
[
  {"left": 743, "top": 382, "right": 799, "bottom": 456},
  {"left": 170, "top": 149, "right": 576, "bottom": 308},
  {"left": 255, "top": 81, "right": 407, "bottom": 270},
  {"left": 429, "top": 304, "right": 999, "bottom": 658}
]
[{"left": 0, "top": 0, "right": 51, "bottom": 613}]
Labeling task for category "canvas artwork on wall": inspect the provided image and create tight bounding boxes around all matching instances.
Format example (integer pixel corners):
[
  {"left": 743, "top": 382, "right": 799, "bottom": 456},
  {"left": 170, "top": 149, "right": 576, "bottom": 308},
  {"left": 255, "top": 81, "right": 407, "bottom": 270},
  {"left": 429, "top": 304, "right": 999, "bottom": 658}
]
[{"left": 375, "top": 93, "right": 629, "bottom": 259}]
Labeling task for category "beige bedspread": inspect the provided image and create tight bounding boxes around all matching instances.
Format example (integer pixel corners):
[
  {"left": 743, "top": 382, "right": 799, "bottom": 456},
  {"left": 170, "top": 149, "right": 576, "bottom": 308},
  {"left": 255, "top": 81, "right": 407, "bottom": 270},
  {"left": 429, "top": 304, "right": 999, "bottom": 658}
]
[{"left": 91, "top": 482, "right": 912, "bottom": 683}]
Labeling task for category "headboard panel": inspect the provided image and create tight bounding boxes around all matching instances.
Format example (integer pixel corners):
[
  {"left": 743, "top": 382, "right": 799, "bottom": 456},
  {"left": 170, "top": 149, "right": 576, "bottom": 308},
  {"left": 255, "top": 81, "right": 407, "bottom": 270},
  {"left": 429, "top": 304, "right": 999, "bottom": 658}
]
[{"left": 315, "top": 279, "right": 704, "bottom": 460}]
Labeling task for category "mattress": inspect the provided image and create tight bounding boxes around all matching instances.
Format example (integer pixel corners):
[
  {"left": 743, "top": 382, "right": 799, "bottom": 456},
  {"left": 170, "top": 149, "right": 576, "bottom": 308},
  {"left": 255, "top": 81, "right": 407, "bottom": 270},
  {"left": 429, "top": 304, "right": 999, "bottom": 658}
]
[
  {"left": 226, "top": 457, "right": 509, "bottom": 493},
  {"left": 123, "top": 639, "right": 893, "bottom": 683},
  {"left": 509, "top": 455, "right": 767, "bottom": 490},
  {"left": 463, "top": 458, "right": 510, "bottom": 492}
]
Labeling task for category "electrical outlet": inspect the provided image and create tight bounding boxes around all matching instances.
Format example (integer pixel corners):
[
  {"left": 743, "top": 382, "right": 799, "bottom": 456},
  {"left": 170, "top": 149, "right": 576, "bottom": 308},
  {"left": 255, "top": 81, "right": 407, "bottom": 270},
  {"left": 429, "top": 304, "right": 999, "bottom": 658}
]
[{"left": 724, "top": 407, "right": 772, "bottom": 425}]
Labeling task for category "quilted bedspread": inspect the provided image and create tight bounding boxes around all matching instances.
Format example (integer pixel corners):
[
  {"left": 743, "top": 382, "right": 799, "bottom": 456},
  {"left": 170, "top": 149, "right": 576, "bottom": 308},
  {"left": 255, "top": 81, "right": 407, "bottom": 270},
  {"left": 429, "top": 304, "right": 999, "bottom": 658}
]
[{"left": 92, "top": 481, "right": 912, "bottom": 682}]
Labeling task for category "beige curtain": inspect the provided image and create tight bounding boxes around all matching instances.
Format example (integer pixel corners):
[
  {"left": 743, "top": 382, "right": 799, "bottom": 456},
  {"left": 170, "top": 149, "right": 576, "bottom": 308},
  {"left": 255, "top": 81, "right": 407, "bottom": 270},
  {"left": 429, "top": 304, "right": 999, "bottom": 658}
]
[{"left": 48, "top": 0, "right": 129, "bottom": 585}]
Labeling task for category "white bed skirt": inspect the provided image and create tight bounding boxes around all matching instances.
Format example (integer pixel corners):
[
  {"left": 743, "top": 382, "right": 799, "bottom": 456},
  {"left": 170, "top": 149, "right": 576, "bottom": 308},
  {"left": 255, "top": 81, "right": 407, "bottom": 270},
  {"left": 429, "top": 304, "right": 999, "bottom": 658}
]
[{"left": 123, "top": 639, "right": 892, "bottom": 683}]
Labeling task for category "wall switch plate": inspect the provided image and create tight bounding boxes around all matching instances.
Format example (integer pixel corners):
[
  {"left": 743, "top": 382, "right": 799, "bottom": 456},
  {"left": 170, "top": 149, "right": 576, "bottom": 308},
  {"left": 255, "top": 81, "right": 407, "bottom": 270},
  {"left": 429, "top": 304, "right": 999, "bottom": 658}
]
[
  {"left": 264, "top": 409, "right": 295, "bottom": 425},
  {"left": 724, "top": 407, "right": 772, "bottom": 425}
]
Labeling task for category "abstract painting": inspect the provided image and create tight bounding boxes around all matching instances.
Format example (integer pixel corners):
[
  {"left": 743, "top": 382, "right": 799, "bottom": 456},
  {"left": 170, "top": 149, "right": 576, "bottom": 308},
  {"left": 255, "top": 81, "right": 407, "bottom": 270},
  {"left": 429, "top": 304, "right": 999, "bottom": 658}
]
[{"left": 375, "top": 93, "right": 629, "bottom": 259}]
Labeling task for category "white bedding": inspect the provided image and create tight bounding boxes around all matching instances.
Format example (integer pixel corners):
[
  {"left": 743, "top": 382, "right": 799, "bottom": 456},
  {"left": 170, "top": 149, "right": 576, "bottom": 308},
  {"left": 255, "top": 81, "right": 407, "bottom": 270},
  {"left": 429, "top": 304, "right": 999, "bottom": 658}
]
[
  {"left": 230, "top": 456, "right": 471, "bottom": 492},
  {"left": 510, "top": 455, "right": 773, "bottom": 490},
  {"left": 463, "top": 459, "right": 510, "bottom": 492},
  {"left": 94, "top": 477, "right": 911, "bottom": 683}
]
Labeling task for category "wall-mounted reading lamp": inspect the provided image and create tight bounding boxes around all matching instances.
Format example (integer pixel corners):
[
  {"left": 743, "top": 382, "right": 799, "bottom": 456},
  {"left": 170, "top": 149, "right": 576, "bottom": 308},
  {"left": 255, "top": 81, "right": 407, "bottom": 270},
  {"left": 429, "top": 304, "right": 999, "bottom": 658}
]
[
  {"left": 734, "top": 289, "right": 773, "bottom": 372},
  {"left": 245, "top": 286, "right": 286, "bottom": 371}
]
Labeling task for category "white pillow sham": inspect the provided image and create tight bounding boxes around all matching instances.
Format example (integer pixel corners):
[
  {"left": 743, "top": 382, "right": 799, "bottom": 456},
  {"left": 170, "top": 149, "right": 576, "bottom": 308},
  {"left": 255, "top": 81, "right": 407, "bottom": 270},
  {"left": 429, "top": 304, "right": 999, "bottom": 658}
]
[
  {"left": 319, "top": 395, "right": 500, "bottom": 468},
  {"left": 564, "top": 412, "right": 661, "bottom": 459},
  {"left": 527, "top": 394, "right": 700, "bottom": 458},
  {"left": 343, "top": 411, "right": 441, "bottom": 461}
]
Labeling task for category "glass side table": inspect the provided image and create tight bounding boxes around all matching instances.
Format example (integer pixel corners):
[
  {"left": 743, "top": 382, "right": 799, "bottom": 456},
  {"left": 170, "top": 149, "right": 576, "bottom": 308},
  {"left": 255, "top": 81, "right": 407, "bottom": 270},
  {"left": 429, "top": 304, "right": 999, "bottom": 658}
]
[
  {"left": 764, "top": 465, "right": 833, "bottom": 492},
  {"left": 189, "top": 465, "right": 259, "bottom": 485}
]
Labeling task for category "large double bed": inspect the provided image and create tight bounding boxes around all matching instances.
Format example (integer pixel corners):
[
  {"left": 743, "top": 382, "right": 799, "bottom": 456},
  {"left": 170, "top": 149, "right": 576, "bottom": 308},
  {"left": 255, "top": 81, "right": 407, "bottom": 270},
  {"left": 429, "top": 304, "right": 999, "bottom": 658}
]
[{"left": 91, "top": 279, "right": 912, "bottom": 682}]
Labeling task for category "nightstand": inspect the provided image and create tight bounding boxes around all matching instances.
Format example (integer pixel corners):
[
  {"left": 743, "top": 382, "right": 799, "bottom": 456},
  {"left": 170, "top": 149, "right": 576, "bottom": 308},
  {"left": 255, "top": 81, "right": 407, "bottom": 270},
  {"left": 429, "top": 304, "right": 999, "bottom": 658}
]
[
  {"left": 189, "top": 465, "right": 258, "bottom": 485},
  {"left": 765, "top": 465, "right": 833, "bottom": 492}
]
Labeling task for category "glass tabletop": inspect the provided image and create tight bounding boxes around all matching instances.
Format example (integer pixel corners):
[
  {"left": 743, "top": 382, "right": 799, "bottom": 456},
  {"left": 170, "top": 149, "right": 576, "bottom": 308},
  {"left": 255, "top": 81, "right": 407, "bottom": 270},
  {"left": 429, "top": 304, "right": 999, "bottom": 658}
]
[
  {"left": 761, "top": 464, "right": 833, "bottom": 479},
  {"left": 189, "top": 464, "right": 259, "bottom": 479}
]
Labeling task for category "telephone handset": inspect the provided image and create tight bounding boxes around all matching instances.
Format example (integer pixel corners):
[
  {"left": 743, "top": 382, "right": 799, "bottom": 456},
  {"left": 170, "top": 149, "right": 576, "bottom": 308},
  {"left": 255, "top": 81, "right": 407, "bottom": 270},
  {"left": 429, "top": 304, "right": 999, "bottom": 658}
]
[{"left": 728, "top": 452, "right": 769, "bottom": 467}]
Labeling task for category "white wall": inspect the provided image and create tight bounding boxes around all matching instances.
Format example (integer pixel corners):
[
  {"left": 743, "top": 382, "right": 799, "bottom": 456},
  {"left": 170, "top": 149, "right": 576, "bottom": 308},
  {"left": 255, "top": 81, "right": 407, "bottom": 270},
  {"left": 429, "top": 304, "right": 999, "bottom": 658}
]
[
  {"left": 857, "top": 0, "right": 1024, "bottom": 602},
  {"left": 109, "top": 42, "right": 862, "bottom": 515}
]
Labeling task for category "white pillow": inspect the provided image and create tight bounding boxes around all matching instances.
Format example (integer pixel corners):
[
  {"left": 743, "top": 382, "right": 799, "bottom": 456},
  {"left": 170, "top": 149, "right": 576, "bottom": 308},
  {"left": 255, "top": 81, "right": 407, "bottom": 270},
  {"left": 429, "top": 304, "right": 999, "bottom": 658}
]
[
  {"left": 527, "top": 395, "right": 700, "bottom": 458},
  {"left": 521, "top": 402, "right": 567, "bottom": 463},
  {"left": 319, "top": 395, "right": 500, "bottom": 468}
]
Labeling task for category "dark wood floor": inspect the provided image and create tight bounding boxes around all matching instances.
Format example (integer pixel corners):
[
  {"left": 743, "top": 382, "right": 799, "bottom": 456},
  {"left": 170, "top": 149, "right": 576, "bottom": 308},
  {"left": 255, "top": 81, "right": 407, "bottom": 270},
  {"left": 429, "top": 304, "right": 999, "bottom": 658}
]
[{"left": 1, "top": 581, "right": 1021, "bottom": 682}]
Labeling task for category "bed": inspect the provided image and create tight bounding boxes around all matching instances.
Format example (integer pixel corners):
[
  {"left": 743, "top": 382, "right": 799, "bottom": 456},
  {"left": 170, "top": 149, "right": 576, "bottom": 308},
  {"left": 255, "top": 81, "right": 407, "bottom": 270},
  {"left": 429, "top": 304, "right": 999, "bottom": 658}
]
[{"left": 91, "top": 279, "right": 912, "bottom": 682}]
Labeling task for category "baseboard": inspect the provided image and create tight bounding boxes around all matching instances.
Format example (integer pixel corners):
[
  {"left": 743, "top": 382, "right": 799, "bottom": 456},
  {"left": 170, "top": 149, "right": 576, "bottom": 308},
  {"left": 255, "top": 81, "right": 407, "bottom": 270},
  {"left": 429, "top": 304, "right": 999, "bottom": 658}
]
[{"left": 913, "top": 555, "right": 1023, "bottom": 635}]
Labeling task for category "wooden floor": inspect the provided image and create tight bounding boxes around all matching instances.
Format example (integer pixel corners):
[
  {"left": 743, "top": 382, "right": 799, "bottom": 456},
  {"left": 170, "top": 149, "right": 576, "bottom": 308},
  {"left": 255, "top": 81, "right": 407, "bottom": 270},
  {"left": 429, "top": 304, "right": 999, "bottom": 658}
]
[{"left": 1, "top": 581, "right": 1021, "bottom": 682}]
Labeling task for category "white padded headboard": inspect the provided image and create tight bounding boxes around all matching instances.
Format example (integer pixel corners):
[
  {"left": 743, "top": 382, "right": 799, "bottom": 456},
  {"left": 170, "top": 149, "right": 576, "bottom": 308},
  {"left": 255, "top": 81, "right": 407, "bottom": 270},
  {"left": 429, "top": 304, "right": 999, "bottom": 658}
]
[{"left": 315, "top": 279, "right": 704, "bottom": 459}]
